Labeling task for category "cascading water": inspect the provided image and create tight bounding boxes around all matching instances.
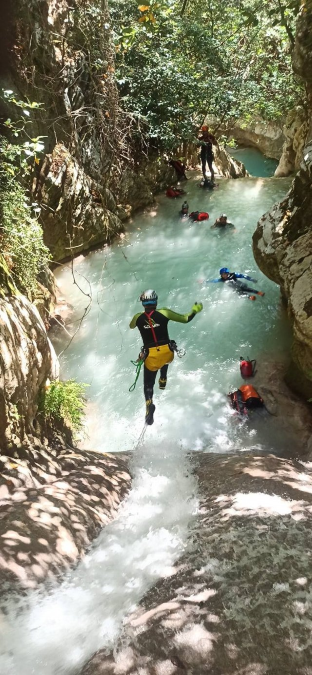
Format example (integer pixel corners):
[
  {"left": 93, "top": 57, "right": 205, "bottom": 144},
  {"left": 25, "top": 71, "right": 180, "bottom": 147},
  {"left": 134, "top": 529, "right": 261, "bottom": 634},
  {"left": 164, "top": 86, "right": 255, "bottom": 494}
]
[{"left": 0, "top": 170, "right": 294, "bottom": 675}]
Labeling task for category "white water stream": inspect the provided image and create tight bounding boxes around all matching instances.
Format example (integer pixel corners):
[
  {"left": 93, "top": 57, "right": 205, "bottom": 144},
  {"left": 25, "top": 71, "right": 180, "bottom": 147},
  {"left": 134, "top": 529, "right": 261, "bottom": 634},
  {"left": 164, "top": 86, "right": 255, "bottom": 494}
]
[{"left": 0, "top": 170, "right": 294, "bottom": 674}]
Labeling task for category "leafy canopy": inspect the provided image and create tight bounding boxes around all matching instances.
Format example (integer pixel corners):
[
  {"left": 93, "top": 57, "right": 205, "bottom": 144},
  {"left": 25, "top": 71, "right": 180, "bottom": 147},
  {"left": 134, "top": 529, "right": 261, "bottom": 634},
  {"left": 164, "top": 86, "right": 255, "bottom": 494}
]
[{"left": 110, "top": 0, "right": 303, "bottom": 149}]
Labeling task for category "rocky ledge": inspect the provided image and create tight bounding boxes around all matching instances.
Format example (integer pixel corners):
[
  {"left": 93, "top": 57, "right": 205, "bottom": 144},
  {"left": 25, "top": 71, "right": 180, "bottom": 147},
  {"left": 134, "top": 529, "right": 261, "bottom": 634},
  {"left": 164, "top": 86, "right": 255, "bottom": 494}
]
[
  {"left": 0, "top": 446, "right": 131, "bottom": 595},
  {"left": 82, "top": 451, "right": 312, "bottom": 675}
]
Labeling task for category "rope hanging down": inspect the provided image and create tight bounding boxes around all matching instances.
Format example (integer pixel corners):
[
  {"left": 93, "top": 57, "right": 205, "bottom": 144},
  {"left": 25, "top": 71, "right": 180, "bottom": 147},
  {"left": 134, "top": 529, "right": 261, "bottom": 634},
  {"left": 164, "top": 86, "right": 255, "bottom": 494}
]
[{"left": 129, "top": 358, "right": 144, "bottom": 392}]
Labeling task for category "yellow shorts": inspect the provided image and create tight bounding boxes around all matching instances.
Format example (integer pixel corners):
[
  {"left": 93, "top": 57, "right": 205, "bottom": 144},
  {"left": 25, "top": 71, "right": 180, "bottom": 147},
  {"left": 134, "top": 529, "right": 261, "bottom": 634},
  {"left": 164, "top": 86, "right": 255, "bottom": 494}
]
[{"left": 145, "top": 344, "right": 174, "bottom": 372}]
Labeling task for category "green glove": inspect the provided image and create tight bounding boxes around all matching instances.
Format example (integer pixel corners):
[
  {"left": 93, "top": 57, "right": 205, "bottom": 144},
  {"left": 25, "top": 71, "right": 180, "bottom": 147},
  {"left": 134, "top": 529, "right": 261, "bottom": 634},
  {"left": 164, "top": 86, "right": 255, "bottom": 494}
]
[{"left": 192, "top": 302, "right": 203, "bottom": 314}]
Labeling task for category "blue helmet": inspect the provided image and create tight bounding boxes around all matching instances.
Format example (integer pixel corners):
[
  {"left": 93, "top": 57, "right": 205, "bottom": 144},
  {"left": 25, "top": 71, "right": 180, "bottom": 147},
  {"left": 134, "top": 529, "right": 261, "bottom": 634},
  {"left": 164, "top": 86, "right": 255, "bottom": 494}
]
[
  {"left": 139, "top": 289, "right": 158, "bottom": 306},
  {"left": 219, "top": 267, "right": 230, "bottom": 275}
]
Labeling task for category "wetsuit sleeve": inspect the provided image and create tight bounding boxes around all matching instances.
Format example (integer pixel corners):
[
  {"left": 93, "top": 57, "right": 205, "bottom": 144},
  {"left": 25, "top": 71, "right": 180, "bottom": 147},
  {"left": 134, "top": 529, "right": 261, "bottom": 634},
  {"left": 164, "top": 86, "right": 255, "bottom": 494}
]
[
  {"left": 159, "top": 308, "right": 196, "bottom": 323},
  {"left": 129, "top": 312, "right": 142, "bottom": 328},
  {"left": 235, "top": 273, "right": 256, "bottom": 282}
]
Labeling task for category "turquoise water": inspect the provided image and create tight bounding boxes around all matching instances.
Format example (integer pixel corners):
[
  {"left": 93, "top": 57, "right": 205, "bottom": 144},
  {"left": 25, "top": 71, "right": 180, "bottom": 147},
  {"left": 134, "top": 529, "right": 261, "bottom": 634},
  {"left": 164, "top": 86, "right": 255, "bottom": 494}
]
[
  {"left": 229, "top": 147, "right": 279, "bottom": 177},
  {"left": 0, "top": 173, "right": 295, "bottom": 675},
  {"left": 51, "top": 174, "right": 293, "bottom": 456}
]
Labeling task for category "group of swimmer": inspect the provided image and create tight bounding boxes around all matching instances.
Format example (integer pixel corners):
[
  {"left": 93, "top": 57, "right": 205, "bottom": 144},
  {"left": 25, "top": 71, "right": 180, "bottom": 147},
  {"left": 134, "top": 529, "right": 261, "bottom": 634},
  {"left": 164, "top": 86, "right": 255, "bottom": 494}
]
[
  {"left": 167, "top": 125, "right": 234, "bottom": 226},
  {"left": 130, "top": 124, "right": 265, "bottom": 425}
]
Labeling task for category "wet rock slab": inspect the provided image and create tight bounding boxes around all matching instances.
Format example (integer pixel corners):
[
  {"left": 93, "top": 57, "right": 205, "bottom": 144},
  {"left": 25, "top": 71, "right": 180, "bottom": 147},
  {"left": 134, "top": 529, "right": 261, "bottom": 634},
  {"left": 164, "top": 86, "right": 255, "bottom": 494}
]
[
  {"left": 0, "top": 448, "right": 131, "bottom": 594},
  {"left": 82, "top": 452, "right": 312, "bottom": 675}
]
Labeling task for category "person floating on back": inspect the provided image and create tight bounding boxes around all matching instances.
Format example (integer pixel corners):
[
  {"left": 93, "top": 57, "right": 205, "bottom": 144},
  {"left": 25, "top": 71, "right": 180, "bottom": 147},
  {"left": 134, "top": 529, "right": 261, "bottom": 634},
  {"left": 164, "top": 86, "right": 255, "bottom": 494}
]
[
  {"left": 211, "top": 214, "right": 235, "bottom": 230},
  {"left": 207, "top": 267, "right": 265, "bottom": 301},
  {"left": 129, "top": 290, "right": 203, "bottom": 425}
]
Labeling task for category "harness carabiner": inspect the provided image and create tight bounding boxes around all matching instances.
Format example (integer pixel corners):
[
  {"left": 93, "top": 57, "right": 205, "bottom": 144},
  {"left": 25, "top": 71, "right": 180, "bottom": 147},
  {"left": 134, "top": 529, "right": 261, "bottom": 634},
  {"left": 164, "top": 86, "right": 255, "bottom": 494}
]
[{"left": 169, "top": 339, "right": 186, "bottom": 359}]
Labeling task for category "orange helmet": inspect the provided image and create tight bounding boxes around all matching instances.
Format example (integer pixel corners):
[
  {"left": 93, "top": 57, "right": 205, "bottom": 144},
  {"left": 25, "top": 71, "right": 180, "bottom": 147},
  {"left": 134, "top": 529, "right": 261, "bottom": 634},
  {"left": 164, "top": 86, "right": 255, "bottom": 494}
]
[{"left": 201, "top": 125, "right": 208, "bottom": 131}]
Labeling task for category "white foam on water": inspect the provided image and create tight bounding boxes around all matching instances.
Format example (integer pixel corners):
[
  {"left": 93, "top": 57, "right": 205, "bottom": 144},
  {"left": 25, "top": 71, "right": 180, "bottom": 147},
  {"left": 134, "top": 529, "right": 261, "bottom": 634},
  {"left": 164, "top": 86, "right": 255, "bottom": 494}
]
[{"left": 0, "top": 441, "right": 198, "bottom": 675}]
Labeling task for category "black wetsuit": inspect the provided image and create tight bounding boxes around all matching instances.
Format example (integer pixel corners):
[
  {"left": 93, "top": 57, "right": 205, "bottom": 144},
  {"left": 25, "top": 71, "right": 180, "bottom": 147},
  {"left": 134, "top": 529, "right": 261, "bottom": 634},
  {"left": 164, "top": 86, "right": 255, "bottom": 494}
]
[
  {"left": 209, "top": 272, "right": 259, "bottom": 296},
  {"left": 130, "top": 308, "right": 196, "bottom": 401},
  {"left": 221, "top": 274, "right": 258, "bottom": 296}
]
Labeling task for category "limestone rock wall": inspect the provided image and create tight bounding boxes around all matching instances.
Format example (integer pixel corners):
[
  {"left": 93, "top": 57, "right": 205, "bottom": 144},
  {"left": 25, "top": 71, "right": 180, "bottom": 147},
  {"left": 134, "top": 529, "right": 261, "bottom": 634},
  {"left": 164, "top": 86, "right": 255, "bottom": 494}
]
[
  {"left": 253, "top": 1, "right": 312, "bottom": 398},
  {"left": 226, "top": 118, "right": 285, "bottom": 160},
  {"left": 275, "top": 107, "right": 309, "bottom": 177},
  {"left": 0, "top": 294, "right": 58, "bottom": 451}
]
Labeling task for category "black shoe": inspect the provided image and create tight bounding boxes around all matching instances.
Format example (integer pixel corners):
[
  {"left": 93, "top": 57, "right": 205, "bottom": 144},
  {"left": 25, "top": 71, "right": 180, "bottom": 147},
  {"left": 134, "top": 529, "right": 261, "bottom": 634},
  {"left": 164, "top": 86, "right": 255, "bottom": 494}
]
[
  {"left": 159, "top": 377, "right": 167, "bottom": 390},
  {"left": 145, "top": 400, "right": 156, "bottom": 425}
]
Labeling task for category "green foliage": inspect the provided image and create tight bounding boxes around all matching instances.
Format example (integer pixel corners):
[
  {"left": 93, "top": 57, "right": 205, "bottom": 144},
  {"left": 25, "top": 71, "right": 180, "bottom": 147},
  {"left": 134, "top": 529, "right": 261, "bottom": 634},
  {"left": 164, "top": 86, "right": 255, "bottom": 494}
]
[
  {"left": 110, "top": 0, "right": 304, "bottom": 149},
  {"left": 0, "top": 90, "right": 50, "bottom": 296},
  {"left": 38, "top": 380, "right": 88, "bottom": 433}
]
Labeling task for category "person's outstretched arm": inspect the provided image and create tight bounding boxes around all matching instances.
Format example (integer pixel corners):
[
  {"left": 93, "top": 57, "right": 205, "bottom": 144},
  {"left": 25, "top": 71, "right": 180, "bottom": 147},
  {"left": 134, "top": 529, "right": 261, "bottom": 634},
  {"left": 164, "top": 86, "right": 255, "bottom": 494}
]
[
  {"left": 234, "top": 273, "right": 257, "bottom": 282},
  {"left": 129, "top": 312, "right": 142, "bottom": 328},
  {"left": 159, "top": 303, "right": 203, "bottom": 324}
]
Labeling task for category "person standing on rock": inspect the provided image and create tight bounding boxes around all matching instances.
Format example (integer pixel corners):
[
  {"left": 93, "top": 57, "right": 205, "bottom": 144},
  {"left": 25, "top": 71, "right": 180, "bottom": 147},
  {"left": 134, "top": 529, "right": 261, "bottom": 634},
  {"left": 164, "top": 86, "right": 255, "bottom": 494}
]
[
  {"left": 198, "top": 125, "right": 218, "bottom": 183},
  {"left": 130, "top": 290, "right": 203, "bottom": 425}
]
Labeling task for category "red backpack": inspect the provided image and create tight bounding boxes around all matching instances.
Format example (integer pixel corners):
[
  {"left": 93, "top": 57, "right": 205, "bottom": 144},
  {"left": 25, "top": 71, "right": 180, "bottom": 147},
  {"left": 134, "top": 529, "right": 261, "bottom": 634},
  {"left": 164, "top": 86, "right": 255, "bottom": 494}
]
[
  {"left": 240, "top": 356, "right": 256, "bottom": 379},
  {"left": 189, "top": 211, "right": 209, "bottom": 222}
]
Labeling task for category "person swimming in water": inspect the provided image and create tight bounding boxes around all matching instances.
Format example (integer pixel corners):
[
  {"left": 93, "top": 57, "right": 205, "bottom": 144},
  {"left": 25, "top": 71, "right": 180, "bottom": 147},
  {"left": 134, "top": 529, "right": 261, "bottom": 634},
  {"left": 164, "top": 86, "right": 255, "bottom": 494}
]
[
  {"left": 181, "top": 200, "right": 189, "bottom": 216},
  {"left": 207, "top": 268, "right": 265, "bottom": 300},
  {"left": 211, "top": 214, "right": 235, "bottom": 229}
]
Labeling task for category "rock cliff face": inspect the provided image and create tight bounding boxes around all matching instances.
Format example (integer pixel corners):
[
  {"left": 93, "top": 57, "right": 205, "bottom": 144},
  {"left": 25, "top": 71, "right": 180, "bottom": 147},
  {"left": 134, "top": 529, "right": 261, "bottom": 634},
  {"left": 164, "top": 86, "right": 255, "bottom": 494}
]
[
  {"left": 0, "top": 294, "right": 58, "bottom": 451},
  {"left": 253, "top": 3, "right": 312, "bottom": 398},
  {"left": 227, "top": 118, "right": 285, "bottom": 160},
  {"left": 275, "top": 107, "right": 308, "bottom": 177},
  {"left": 82, "top": 453, "right": 312, "bottom": 675},
  {"left": 226, "top": 111, "right": 308, "bottom": 177}
]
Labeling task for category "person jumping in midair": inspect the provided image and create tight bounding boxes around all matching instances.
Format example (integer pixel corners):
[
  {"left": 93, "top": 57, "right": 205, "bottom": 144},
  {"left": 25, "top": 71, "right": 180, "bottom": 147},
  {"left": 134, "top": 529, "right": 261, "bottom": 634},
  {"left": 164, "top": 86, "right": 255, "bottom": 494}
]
[
  {"left": 130, "top": 290, "right": 203, "bottom": 425},
  {"left": 207, "top": 268, "right": 265, "bottom": 301}
]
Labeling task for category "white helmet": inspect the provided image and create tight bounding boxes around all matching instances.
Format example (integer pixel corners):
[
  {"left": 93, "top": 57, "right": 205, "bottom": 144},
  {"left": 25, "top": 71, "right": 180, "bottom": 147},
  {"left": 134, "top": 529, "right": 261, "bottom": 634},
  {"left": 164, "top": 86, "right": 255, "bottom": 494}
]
[
  {"left": 139, "top": 289, "right": 158, "bottom": 306},
  {"left": 220, "top": 213, "right": 227, "bottom": 218}
]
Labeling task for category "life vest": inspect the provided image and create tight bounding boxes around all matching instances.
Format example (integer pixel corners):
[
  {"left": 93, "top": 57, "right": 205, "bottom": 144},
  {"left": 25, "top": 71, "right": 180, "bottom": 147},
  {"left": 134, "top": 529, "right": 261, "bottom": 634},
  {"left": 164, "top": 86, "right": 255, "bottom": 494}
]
[
  {"left": 229, "top": 385, "right": 263, "bottom": 415},
  {"left": 240, "top": 357, "right": 256, "bottom": 379},
  {"left": 189, "top": 211, "right": 209, "bottom": 222}
]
